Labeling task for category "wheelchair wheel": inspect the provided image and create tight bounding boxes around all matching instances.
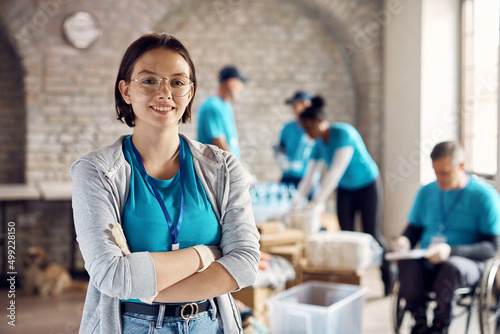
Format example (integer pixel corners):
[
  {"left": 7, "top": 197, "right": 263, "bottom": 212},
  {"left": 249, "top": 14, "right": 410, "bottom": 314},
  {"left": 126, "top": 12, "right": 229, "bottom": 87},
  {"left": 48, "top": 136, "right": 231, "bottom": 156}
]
[
  {"left": 479, "top": 257, "right": 500, "bottom": 334},
  {"left": 392, "top": 280, "right": 410, "bottom": 333}
]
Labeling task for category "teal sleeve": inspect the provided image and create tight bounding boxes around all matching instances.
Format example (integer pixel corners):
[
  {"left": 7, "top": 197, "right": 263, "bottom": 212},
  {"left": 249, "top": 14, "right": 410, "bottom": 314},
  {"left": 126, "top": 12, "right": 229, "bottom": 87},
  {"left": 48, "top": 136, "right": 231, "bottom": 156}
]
[
  {"left": 336, "top": 126, "right": 352, "bottom": 148},
  {"left": 478, "top": 187, "right": 500, "bottom": 235},
  {"left": 202, "top": 107, "right": 224, "bottom": 139}
]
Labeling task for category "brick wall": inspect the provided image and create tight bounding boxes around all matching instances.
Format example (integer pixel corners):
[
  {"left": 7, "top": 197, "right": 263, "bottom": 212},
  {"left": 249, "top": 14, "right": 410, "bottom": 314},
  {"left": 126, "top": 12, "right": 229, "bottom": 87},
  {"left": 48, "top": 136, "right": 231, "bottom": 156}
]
[
  {"left": 0, "top": 0, "right": 383, "bottom": 183},
  {"left": 168, "top": 0, "right": 357, "bottom": 180},
  {"left": 0, "top": 0, "right": 384, "bottom": 274}
]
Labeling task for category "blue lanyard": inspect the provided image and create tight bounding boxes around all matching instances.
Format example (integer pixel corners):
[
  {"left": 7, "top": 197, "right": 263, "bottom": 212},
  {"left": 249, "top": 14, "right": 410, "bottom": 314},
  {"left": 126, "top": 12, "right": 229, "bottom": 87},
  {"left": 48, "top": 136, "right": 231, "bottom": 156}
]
[
  {"left": 438, "top": 182, "right": 467, "bottom": 232},
  {"left": 130, "top": 137, "right": 185, "bottom": 251}
]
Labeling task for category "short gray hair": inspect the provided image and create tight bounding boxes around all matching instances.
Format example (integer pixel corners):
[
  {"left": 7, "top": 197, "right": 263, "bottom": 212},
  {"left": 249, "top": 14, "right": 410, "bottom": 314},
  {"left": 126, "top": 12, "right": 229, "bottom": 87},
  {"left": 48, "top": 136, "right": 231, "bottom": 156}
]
[{"left": 430, "top": 141, "right": 464, "bottom": 164}]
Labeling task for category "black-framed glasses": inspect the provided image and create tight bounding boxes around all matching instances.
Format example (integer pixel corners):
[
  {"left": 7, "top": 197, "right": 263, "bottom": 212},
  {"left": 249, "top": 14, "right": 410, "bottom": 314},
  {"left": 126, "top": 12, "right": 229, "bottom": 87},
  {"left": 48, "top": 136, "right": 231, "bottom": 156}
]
[{"left": 132, "top": 73, "right": 193, "bottom": 97}]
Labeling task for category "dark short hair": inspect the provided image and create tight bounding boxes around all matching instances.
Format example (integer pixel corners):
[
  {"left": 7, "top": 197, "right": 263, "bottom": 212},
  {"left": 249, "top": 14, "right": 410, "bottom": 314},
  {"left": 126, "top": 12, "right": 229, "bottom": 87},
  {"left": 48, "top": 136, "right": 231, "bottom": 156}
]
[
  {"left": 114, "top": 32, "right": 197, "bottom": 127},
  {"left": 430, "top": 141, "right": 465, "bottom": 163},
  {"left": 299, "top": 96, "right": 325, "bottom": 121}
]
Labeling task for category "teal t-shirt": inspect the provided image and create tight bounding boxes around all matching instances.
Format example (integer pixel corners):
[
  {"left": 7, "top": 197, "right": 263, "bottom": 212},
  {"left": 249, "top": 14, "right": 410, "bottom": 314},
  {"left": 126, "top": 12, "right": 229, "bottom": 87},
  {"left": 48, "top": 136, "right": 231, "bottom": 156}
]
[
  {"left": 408, "top": 176, "right": 500, "bottom": 249},
  {"left": 121, "top": 135, "right": 221, "bottom": 252},
  {"left": 197, "top": 96, "right": 240, "bottom": 159},
  {"left": 310, "top": 122, "right": 379, "bottom": 190},
  {"left": 279, "top": 121, "right": 315, "bottom": 179},
  {"left": 121, "top": 136, "right": 221, "bottom": 303}
]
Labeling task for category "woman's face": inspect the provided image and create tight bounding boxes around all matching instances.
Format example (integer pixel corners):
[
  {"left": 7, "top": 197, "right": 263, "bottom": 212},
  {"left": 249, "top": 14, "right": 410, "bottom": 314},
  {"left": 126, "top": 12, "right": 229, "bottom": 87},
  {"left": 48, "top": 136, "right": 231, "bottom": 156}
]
[
  {"left": 119, "top": 48, "right": 193, "bottom": 131},
  {"left": 301, "top": 118, "right": 322, "bottom": 139}
]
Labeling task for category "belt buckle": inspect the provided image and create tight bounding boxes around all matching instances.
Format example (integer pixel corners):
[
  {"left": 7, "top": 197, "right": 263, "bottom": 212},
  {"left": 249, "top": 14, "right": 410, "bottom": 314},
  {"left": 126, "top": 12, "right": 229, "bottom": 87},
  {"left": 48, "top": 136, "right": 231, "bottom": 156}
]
[{"left": 180, "top": 302, "right": 199, "bottom": 319}]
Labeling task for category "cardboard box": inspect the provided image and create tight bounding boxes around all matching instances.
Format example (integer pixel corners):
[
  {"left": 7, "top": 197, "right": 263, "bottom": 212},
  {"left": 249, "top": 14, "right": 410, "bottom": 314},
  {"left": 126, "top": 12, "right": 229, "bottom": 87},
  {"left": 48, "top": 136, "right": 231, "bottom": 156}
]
[
  {"left": 257, "top": 221, "right": 285, "bottom": 234},
  {"left": 259, "top": 228, "right": 304, "bottom": 251},
  {"left": 322, "top": 213, "right": 340, "bottom": 232},
  {"left": 231, "top": 285, "right": 280, "bottom": 326},
  {"left": 266, "top": 244, "right": 304, "bottom": 288},
  {"left": 300, "top": 259, "right": 364, "bottom": 285},
  {"left": 266, "top": 244, "right": 303, "bottom": 265}
]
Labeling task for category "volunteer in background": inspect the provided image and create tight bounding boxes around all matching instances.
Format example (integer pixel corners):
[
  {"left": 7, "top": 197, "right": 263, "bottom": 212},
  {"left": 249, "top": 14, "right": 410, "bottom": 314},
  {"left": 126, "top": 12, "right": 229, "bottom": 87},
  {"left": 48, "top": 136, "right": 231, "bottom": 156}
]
[
  {"left": 275, "top": 91, "right": 315, "bottom": 189},
  {"left": 197, "top": 65, "right": 247, "bottom": 159},
  {"left": 392, "top": 141, "right": 500, "bottom": 334},
  {"left": 294, "top": 96, "right": 392, "bottom": 296}
]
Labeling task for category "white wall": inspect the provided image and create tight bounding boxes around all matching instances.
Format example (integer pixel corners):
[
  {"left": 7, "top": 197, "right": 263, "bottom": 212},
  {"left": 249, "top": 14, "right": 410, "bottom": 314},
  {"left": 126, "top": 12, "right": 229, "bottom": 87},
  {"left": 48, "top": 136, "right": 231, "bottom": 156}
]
[
  {"left": 420, "top": 0, "right": 461, "bottom": 184},
  {"left": 383, "top": 0, "right": 423, "bottom": 238},
  {"left": 383, "top": 0, "right": 461, "bottom": 238}
]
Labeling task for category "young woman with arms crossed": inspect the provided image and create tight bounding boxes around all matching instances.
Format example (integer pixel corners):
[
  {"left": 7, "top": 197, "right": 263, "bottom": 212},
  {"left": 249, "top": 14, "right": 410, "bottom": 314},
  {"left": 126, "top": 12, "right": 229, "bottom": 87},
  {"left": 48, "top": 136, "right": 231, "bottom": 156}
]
[{"left": 71, "top": 32, "right": 260, "bottom": 334}]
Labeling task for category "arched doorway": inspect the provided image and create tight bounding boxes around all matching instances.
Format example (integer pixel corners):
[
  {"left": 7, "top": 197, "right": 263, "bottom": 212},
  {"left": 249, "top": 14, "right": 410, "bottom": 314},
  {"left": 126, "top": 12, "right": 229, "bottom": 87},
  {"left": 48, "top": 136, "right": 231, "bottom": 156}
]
[{"left": 0, "top": 26, "right": 26, "bottom": 183}]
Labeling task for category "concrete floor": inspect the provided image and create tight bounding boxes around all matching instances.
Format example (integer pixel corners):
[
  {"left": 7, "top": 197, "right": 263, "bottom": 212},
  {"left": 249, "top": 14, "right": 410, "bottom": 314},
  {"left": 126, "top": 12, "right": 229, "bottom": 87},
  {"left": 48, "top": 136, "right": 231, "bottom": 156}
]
[
  {"left": 0, "top": 288, "right": 85, "bottom": 334},
  {"left": 0, "top": 269, "right": 486, "bottom": 334}
]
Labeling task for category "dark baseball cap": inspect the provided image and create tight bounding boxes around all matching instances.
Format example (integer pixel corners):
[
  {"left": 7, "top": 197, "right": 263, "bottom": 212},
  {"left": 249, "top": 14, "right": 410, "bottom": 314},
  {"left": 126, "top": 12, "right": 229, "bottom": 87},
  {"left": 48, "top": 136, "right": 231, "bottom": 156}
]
[
  {"left": 285, "top": 91, "right": 312, "bottom": 104},
  {"left": 219, "top": 66, "right": 248, "bottom": 83}
]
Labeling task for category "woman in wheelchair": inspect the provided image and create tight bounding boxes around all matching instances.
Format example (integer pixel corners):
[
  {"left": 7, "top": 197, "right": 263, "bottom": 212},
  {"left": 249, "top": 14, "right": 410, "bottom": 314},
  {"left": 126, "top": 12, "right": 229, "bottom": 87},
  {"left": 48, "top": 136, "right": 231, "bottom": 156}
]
[{"left": 391, "top": 141, "right": 500, "bottom": 334}]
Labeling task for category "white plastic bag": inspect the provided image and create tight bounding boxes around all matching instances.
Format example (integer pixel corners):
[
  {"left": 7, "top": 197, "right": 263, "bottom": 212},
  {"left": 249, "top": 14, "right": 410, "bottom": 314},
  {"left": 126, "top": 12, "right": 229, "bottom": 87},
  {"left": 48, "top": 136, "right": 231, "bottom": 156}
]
[{"left": 305, "top": 231, "right": 383, "bottom": 270}]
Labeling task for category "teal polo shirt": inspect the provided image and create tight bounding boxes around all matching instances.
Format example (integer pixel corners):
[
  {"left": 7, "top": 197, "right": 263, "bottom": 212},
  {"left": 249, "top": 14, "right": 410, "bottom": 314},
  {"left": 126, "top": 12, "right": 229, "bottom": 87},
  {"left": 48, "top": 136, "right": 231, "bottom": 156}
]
[
  {"left": 197, "top": 96, "right": 241, "bottom": 159},
  {"left": 408, "top": 176, "right": 500, "bottom": 249},
  {"left": 279, "top": 120, "right": 315, "bottom": 179},
  {"left": 310, "top": 122, "right": 379, "bottom": 190}
]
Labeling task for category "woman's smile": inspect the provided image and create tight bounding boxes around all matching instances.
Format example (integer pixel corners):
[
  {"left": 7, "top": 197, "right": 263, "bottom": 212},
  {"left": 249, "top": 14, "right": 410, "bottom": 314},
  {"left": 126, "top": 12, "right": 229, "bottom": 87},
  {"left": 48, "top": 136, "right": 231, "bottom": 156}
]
[
  {"left": 151, "top": 105, "right": 175, "bottom": 113},
  {"left": 121, "top": 48, "right": 193, "bottom": 131}
]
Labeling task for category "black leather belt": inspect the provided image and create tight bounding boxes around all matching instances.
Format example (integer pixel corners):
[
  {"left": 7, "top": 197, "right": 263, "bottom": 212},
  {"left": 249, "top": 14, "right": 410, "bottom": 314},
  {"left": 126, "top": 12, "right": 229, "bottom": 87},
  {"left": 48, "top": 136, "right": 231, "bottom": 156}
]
[{"left": 121, "top": 300, "right": 213, "bottom": 320}]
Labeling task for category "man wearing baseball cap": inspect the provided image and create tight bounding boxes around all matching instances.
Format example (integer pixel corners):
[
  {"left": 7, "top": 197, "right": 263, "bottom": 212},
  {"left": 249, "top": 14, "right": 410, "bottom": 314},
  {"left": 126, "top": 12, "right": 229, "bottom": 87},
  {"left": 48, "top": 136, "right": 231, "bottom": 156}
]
[
  {"left": 197, "top": 65, "right": 247, "bottom": 159},
  {"left": 275, "top": 91, "right": 316, "bottom": 189}
]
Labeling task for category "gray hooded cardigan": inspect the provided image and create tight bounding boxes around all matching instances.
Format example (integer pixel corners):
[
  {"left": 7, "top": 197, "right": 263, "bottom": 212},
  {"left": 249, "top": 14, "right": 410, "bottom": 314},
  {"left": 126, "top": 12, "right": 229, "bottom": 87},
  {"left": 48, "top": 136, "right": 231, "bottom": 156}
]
[{"left": 70, "top": 134, "right": 260, "bottom": 333}]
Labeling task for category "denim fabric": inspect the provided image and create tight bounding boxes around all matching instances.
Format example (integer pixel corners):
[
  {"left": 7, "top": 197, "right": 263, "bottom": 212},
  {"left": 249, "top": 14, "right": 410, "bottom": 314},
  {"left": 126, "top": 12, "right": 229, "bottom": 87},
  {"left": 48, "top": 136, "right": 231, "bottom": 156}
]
[{"left": 122, "top": 309, "right": 223, "bottom": 334}]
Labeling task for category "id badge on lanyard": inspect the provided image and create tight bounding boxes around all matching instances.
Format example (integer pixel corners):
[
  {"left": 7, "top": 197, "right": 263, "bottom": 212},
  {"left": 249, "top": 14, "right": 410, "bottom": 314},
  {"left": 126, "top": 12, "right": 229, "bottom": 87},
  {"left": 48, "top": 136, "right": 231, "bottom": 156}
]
[
  {"left": 131, "top": 137, "right": 185, "bottom": 251},
  {"left": 433, "top": 183, "right": 466, "bottom": 245},
  {"left": 431, "top": 224, "right": 447, "bottom": 245}
]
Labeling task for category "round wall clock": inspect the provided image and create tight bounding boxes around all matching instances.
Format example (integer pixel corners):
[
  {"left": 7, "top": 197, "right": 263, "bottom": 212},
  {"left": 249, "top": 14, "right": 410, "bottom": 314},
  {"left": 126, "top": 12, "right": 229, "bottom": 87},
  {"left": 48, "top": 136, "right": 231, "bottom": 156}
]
[{"left": 62, "top": 12, "right": 101, "bottom": 50}]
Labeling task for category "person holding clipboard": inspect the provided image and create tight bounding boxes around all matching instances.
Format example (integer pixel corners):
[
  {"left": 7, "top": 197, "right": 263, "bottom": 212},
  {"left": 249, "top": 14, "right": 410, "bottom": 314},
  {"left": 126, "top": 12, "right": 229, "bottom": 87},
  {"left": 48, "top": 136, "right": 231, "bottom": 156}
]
[{"left": 391, "top": 141, "right": 500, "bottom": 334}]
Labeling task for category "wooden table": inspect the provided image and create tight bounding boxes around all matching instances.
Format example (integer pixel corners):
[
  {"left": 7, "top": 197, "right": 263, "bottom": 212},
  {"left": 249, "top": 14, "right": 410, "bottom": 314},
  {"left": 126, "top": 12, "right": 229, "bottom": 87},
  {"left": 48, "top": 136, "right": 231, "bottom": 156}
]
[
  {"left": 259, "top": 228, "right": 305, "bottom": 251},
  {"left": 37, "top": 181, "right": 72, "bottom": 201},
  {"left": 299, "top": 258, "right": 364, "bottom": 285}
]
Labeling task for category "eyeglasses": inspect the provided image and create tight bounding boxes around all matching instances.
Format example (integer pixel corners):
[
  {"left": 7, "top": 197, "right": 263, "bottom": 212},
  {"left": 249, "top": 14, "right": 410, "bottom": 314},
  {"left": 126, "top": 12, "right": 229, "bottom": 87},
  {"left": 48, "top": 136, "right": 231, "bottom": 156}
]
[{"left": 132, "top": 73, "right": 193, "bottom": 97}]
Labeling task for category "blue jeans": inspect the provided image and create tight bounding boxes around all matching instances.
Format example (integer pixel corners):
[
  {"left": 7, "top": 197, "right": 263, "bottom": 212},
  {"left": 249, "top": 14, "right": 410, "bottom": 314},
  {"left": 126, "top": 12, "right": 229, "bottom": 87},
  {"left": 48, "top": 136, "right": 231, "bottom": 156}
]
[{"left": 122, "top": 308, "right": 223, "bottom": 334}]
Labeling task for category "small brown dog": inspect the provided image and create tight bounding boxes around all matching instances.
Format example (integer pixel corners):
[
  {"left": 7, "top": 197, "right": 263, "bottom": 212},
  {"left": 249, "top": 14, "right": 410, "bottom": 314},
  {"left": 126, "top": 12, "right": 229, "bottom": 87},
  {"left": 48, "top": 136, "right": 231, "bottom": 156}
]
[{"left": 23, "top": 246, "right": 87, "bottom": 296}]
